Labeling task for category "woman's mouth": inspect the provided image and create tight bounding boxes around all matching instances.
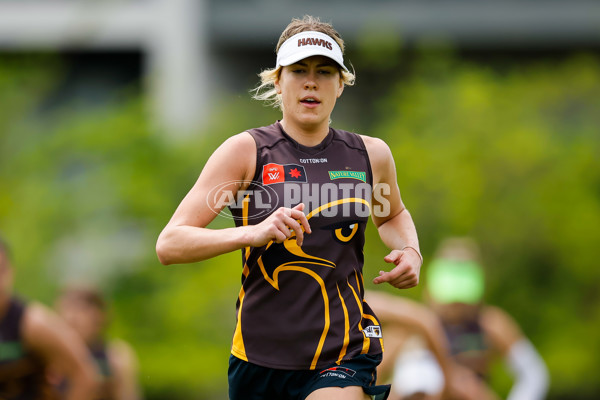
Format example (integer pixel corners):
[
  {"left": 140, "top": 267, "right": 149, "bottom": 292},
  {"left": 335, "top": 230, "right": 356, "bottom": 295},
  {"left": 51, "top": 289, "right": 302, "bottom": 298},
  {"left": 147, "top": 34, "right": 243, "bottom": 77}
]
[{"left": 300, "top": 97, "right": 321, "bottom": 107}]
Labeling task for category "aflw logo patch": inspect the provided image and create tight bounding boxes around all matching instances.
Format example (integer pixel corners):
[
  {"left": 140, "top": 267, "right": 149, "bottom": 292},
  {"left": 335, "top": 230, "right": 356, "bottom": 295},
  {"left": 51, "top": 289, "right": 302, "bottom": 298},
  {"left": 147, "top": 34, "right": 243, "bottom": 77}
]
[
  {"left": 262, "top": 163, "right": 307, "bottom": 185},
  {"left": 363, "top": 325, "right": 382, "bottom": 338}
]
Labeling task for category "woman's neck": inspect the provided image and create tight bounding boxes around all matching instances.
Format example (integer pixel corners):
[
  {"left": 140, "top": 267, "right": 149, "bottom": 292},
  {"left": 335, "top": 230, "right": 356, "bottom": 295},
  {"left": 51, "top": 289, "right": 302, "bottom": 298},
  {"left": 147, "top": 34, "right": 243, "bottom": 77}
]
[{"left": 280, "top": 119, "right": 330, "bottom": 147}]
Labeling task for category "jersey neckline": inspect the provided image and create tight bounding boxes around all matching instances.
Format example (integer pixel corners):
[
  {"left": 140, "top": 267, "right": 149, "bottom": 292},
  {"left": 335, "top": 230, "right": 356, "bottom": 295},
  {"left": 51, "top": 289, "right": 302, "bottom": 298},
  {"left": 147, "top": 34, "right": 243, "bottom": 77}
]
[{"left": 276, "top": 121, "right": 334, "bottom": 155}]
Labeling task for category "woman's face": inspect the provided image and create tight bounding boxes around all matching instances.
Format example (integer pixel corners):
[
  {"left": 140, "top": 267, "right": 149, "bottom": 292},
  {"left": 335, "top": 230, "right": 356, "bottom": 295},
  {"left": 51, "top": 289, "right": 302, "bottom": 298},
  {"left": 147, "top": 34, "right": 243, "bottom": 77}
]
[
  {"left": 275, "top": 55, "right": 344, "bottom": 132},
  {"left": 0, "top": 254, "right": 13, "bottom": 299},
  {"left": 57, "top": 297, "right": 105, "bottom": 344}
]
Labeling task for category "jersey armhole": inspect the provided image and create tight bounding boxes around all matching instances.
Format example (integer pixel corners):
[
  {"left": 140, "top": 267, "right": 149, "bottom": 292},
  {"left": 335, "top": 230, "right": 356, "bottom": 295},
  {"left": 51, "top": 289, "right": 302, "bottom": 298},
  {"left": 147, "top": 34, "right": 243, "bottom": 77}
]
[
  {"left": 246, "top": 130, "right": 263, "bottom": 186},
  {"left": 356, "top": 134, "right": 374, "bottom": 187}
]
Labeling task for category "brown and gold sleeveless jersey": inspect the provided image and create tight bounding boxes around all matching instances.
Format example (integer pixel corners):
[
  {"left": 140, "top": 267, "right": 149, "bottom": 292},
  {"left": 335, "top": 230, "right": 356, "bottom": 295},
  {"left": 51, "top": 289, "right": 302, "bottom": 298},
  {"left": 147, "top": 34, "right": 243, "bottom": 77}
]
[
  {"left": 229, "top": 122, "right": 383, "bottom": 370},
  {"left": 0, "top": 298, "right": 58, "bottom": 400}
]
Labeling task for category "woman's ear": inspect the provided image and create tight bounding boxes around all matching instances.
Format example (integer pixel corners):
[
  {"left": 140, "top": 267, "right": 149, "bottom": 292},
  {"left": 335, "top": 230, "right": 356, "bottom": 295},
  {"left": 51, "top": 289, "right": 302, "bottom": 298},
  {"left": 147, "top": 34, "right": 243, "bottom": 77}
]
[
  {"left": 337, "top": 79, "right": 344, "bottom": 98},
  {"left": 274, "top": 67, "right": 284, "bottom": 94}
]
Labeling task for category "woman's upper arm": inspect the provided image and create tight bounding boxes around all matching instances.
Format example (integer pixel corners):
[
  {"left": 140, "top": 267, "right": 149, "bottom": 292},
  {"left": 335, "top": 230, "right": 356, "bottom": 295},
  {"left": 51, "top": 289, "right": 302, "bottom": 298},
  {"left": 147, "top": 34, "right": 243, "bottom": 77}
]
[
  {"left": 23, "top": 303, "right": 97, "bottom": 381},
  {"left": 481, "top": 305, "right": 524, "bottom": 356},
  {"left": 108, "top": 339, "right": 142, "bottom": 400},
  {"left": 361, "top": 135, "right": 405, "bottom": 227},
  {"left": 166, "top": 132, "right": 257, "bottom": 229}
]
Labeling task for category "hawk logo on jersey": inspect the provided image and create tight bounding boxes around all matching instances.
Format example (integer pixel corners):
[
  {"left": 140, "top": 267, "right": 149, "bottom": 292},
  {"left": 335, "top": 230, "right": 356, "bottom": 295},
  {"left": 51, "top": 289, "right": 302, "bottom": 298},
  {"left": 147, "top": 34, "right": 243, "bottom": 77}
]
[
  {"left": 234, "top": 196, "right": 382, "bottom": 370},
  {"left": 362, "top": 325, "right": 382, "bottom": 338},
  {"left": 262, "top": 163, "right": 307, "bottom": 185}
]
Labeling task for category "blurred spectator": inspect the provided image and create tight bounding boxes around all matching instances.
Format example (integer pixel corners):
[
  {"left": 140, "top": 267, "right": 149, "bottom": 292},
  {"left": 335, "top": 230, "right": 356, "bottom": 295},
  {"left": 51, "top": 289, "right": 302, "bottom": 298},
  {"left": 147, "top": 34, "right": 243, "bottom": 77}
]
[
  {"left": 367, "top": 290, "right": 497, "bottom": 400},
  {"left": 369, "top": 237, "right": 550, "bottom": 400},
  {"left": 0, "top": 235, "right": 98, "bottom": 399},
  {"left": 426, "top": 237, "right": 549, "bottom": 400},
  {"left": 55, "top": 284, "right": 142, "bottom": 400}
]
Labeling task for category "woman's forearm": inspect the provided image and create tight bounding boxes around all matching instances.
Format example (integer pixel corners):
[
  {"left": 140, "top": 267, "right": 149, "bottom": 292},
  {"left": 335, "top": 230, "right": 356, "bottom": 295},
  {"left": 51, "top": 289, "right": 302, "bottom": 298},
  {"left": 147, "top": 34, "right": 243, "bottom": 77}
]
[{"left": 156, "top": 225, "right": 253, "bottom": 265}]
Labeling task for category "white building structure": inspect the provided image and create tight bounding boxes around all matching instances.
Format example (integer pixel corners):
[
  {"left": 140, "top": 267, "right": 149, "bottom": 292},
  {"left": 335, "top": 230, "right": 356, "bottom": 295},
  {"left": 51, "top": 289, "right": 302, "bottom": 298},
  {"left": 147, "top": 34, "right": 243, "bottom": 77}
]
[{"left": 1, "top": 0, "right": 599, "bottom": 133}]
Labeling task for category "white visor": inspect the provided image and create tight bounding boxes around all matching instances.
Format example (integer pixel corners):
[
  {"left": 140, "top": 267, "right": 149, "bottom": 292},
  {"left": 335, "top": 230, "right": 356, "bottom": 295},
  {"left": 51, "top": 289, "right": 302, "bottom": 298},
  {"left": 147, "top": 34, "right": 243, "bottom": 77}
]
[{"left": 276, "top": 31, "right": 348, "bottom": 72}]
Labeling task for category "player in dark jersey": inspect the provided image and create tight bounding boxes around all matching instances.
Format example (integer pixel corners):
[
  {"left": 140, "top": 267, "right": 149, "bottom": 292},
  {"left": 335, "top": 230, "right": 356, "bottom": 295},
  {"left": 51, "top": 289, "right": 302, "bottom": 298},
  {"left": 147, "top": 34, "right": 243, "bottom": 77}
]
[
  {"left": 55, "top": 285, "right": 142, "bottom": 400},
  {"left": 0, "top": 235, "right": 98, "bottom": 400},
  {"left": 156, "top": 15, "right": 422, "bottom": 400}
]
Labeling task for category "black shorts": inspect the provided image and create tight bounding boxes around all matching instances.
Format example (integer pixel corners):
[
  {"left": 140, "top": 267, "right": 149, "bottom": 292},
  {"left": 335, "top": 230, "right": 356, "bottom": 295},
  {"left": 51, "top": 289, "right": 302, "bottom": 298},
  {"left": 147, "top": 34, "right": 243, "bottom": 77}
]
[{"left": 228, "top": 353, "right": 391, "bottom": 400}]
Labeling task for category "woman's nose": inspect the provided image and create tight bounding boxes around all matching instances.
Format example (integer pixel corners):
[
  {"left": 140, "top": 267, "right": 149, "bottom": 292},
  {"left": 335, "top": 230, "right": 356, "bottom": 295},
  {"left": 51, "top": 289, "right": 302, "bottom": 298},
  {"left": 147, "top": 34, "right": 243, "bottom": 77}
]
[{"left": 304, "top": 78, "right": 317, "bottom": 89}]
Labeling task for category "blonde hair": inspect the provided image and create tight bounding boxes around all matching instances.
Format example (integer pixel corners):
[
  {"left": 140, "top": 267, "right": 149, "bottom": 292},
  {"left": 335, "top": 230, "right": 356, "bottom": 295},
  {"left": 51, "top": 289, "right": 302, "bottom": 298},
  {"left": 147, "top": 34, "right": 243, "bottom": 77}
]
[
  {"left": 252, "top": 15, "right": 355, "bottom": 109},
  {"left": 59, "top": 284, "right": 107, "bottom": 311},
  {"left": 435, "top": 237, "right": 482, "bottom": 263}
]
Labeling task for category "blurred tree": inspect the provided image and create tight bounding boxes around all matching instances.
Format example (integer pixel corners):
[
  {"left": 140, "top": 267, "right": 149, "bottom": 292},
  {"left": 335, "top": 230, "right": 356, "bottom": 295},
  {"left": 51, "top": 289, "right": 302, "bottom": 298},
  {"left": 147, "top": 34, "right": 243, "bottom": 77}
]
[
  {"left": 1, "top": 49, "right": 599, "bottom": 399},
  {"left": 363, "top": 50, "right": 600, "bottom": 399},
  {"left": 0, "top": 54, "right": 279, "bottom": 398}
]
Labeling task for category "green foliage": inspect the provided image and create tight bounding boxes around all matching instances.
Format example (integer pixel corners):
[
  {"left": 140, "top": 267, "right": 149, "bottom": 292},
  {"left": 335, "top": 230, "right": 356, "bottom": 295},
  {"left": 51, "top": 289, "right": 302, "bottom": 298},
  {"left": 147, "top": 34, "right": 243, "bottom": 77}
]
[
  {"left": 366, "top": 52, "right": 600, "bottom": 398},
  {"left": 0, "top": 55, "right": 279, "bottom": 398},
  {"left": 1, "top": 49, "right": 599, "bottom": 399}
]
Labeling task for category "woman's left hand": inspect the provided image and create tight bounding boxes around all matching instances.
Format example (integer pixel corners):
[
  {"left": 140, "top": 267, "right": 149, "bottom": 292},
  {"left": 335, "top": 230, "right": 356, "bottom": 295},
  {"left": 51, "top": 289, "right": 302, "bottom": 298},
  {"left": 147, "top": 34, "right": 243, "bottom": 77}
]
[{"left": 372, "top": 248, "right": 421, "bottom": 289}]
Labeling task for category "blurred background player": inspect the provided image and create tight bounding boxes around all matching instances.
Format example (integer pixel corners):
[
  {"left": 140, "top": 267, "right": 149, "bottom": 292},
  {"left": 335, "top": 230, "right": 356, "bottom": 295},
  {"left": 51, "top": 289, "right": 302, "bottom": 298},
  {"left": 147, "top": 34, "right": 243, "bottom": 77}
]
[
  {"left": 366, "top": 290, "right": 448, "bottom": 400},
  {"left": 55, "top": 284, "right": 142, "bottom": 400},
  {"left": 425, "top": 237, "right": 549, "bottom": 400},
  {"left": 0, "top": 235, "right": 98, "bottom": 399},
  {"left": 366, "top": 290, "right": 495, "bottom": 400},
  {"left": 368, "top": 236, "right": 550, "bottom": 400}
]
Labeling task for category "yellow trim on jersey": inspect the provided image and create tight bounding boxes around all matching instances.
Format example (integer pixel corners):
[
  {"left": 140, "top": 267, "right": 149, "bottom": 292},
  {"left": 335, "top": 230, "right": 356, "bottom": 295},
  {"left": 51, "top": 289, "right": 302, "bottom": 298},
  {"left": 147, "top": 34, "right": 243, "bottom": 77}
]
[
  {"left": 284, "top": 238, "right": 336, "bottom": 265},
  {"left": 259, "top": 259, "right": 335, "bottom": 290},
  {"left": 305, "top": 198, "right": 371, "bottom": 219},
  {"left": 242, "top": 253, "right": 250, "bottom": 277},
  {"left": 272, "top": 265, "right": 330, "bottom": 370},
  {"left": 348, "top": 276, "right": 370, "bottom": 354},
  {"left": 362, "top": 312, "right": 385, "bottom": 351},
  {"left": 336, "top": 284, "right": 350, "bottom": 365},
  {"left": 357, "top": 270, "right": 384, "bottom": 351},
  {"left": 257, "top": 257, "right": 274, "bottom": 287},
  {"left": 362, "top": 313, "right": 379, "bottom": 325},
  {"left": 231, "top": 285, "right": 248, "bottom": 361},
  {"left": 242, "top": 194, "right": 250, "bottom": 277},
  {"left": 335, "top": 223, "right": 359, "bottom": 242}
]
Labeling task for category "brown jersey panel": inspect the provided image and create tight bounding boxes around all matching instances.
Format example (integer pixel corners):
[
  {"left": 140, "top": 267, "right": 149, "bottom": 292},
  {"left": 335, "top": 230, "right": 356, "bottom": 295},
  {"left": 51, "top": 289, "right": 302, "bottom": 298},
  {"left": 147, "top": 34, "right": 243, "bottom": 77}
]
[
  {"left": 0, "top": 297, "right": 59, "bottom": 400},
  {"left": 230, "top": 122, "right": 383, "bottom": 370}
]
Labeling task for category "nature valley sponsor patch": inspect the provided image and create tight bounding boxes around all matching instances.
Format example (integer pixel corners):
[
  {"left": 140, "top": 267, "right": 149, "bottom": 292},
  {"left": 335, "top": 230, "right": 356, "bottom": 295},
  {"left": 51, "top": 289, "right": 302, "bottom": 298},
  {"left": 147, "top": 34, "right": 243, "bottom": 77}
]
[{"left": 328, "top": 170, "right": 366, "bottom": 182}]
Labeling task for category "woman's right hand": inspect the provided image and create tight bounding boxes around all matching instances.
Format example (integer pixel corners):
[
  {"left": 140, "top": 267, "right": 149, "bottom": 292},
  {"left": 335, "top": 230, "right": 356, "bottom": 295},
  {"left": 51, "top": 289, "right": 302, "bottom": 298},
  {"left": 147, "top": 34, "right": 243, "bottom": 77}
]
[{"left": 248, "top": 203, "right": 312, "bottom": 247}]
